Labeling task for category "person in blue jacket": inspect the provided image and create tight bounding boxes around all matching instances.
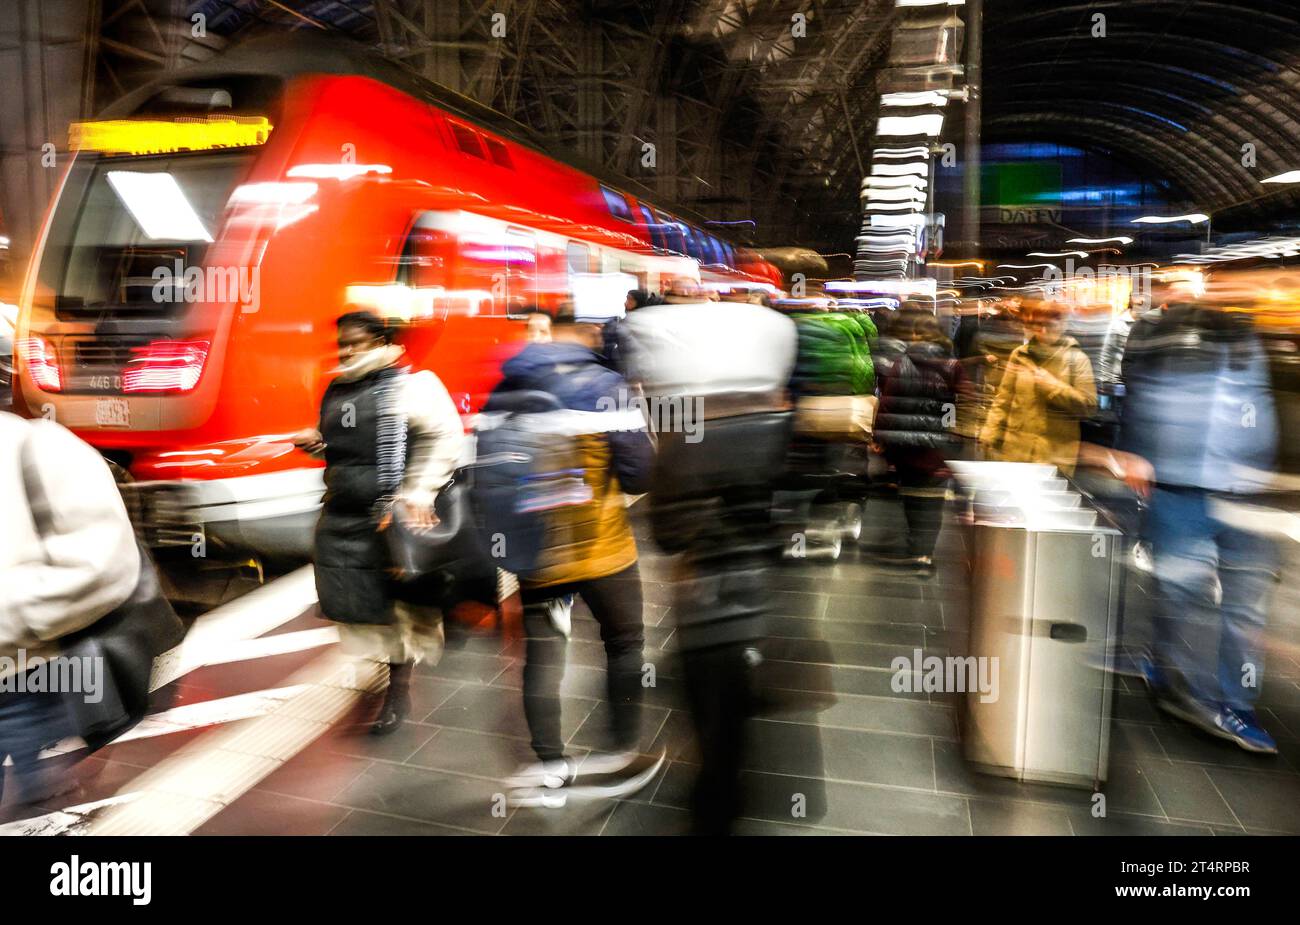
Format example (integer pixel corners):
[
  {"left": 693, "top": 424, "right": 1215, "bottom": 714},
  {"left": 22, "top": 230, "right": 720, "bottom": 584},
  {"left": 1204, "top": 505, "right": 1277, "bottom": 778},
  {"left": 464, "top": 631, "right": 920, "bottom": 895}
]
[{"left": 1113, "top": 279, "right": 1280, "bottom": 753}]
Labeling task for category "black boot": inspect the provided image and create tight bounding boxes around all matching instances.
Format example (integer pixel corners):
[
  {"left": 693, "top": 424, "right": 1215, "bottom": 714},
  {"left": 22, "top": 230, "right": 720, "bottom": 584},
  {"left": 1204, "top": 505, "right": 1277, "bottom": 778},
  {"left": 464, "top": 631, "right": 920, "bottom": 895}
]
[{"left": 371, "top": 662, "right": 412, "bottom": 736}]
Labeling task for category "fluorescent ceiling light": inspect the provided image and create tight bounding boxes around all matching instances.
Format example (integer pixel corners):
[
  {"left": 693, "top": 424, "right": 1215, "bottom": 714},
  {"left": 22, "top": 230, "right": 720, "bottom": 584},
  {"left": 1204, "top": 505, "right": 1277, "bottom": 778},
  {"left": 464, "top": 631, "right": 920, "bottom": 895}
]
[
  {"left": 872, "top": 162, "right": 929, "bottom": 177},
  {"left": 106, "top": 171, "right": 213, "bottom": 242},
  {"left": 863, "top": 176, "right": 928, "bottom": 190},
  {"left": 877, "top": 114, "right": 945, "bottom": 137},
  {"left": 871, "top": 214, "right": 927, "bottom": 229},
  {"left": 1261, "top": 171, "right": 1300, "bottom": 184},
  {"left": 1027, "top": 251, "right": 1089, "bottom": 259},
  {"left": 1067, "top": 236, "right": 1133, "bottom": 245},
  {"left": 881, "top": 91, "right": 949, "bottom": 108},
  {"left": 1130, "top": 213, "right": 1209, "bottom": 224},
  {"left": 874, "top": 146, "right": 930, "bottom": 159}
]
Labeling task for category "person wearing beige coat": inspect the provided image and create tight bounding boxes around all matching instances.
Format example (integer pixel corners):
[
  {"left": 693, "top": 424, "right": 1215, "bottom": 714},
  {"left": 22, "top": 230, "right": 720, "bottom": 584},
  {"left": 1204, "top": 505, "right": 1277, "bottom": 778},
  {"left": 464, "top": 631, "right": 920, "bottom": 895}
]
[{"left": 979, "top": 303, "right": 1098, "bottom": 475}]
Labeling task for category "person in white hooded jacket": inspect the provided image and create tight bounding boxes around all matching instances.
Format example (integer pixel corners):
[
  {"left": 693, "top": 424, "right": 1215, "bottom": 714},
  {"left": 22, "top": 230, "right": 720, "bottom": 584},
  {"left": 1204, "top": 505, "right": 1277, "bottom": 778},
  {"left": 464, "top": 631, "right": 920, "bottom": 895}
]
[{"left": 0, "top": 410, "right": 140, "bottom": 799}]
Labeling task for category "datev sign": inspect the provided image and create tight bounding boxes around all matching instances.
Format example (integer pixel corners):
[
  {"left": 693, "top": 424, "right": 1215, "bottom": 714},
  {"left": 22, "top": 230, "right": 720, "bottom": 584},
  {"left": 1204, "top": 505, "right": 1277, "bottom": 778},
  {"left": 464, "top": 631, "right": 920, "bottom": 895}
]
[{"left": 50, "top": 856, "right": 151, "bottom": 906}]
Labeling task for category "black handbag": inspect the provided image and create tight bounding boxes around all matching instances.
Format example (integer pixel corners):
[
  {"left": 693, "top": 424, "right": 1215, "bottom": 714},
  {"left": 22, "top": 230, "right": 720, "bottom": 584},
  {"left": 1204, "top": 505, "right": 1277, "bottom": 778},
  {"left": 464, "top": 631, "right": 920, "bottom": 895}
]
[
  {"left": 383, "top": 474, "right": 490, "bottom": 580},
  {"left": 20, "top": 434, "right": 186, "bottom": 751}
]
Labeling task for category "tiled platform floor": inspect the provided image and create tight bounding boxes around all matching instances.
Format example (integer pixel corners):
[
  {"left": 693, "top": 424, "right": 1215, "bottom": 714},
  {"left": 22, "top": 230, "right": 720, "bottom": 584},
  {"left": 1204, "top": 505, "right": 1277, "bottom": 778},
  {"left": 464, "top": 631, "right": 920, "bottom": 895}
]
[{"left": 7, "top": 492, "right": 1300, "bottom": 836}]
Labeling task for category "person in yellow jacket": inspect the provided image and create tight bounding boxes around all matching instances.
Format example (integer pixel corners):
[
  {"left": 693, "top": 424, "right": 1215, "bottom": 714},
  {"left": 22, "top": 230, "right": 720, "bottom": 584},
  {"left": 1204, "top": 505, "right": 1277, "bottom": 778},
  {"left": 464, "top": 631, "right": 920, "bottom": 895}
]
[{"left": 979, "top": 301, "right": 1098, "bottom": 475}]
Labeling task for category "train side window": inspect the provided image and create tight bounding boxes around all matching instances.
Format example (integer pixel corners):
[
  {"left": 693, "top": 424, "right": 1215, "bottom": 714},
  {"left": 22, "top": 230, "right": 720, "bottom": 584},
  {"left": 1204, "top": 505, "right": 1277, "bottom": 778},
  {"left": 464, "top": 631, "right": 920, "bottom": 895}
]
[
  {"left": 656, "top": 210, "right": 684, "bottom": 254},
  {"left": 484, "top": 137, "right": 514, "bottom": 168},
  {"left": 506, "top": 229, "right": 537, "bottom": 313},
  {"left": 450, "top": 122, "right": 485, "bottom": 159},
  {"left": 706, "top": 235, "right": 725, "bottom": 265},
  {"left": 600, "top": 186, "right": 633, "bottom": 222},
  {"left": 682, "top": 224, "right": 702, "bottom": 261},
  {"left": 722, "top": 242, "right": 736, "bottom": 267},
  {"left": 639, "top": 205, "right": 664, "bottom": 249},
  {"left": 566, "top": 241, "right": 590, "bottom": 275}
]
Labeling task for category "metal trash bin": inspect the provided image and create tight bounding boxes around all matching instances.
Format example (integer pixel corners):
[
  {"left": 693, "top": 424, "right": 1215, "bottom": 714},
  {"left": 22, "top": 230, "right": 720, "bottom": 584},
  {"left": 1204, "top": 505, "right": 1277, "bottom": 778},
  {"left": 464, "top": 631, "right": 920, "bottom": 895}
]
[{"left": 949, "top": 461, "right": 1123, "bottom": 790}]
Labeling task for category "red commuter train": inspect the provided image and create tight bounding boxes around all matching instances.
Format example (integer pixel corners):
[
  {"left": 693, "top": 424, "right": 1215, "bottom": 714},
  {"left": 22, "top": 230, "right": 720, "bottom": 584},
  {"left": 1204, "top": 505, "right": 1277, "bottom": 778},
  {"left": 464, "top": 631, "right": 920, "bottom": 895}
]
[{"left": 14, "top": 37, "right": 782, "bottom": 561}]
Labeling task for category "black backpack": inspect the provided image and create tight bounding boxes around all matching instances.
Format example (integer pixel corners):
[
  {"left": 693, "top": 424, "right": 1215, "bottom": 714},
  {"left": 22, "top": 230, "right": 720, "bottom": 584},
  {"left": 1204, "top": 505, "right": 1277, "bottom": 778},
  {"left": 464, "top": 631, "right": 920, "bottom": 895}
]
[{"left": 469, "top": 389, "right": 589, "bottom": 578}]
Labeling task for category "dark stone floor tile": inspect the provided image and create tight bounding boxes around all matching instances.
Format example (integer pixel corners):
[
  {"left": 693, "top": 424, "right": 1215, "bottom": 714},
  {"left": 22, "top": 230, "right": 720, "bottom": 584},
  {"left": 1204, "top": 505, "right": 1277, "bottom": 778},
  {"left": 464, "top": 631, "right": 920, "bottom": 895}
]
[
  {"left": 332, "top": 762, "right": 510, "bottom": 833},
  {"left": 825, "top": 594, "right": 942, "bottom": 626},
  {"left": 325, "top": 720, "right": 439, "bottom": 764},
  {"left": 745, "top": 774, "right": 970, "bottom": 835},
  {"left": 417, "top": 650, "right": 514, "bottom": 685},
  {"left": 407, "top": 726, "right": 540, "bottom": 781},
  {"left": 567, "top": 700, "right": 671, "bottom": 754},
  {"left": 600, "top": 799, "right": 692, "bottom": 835},
  {"left": 196, "top": 788, "right": 349, "bottom": 836},
  {"left": 968, "top": 797, "right": 1073, "bottom": 835},
  {"left": 1066, "top": 810, "right": 1214, "bottom": 836},
  {"left": 427, "top": 684, "right": 598, "bottom": 743},
  {"left": 1136, "top": 758, "right": 1238, "bottom": 827},
  {"left": 748, "top": 720, "right": 934, "bottom": 789},
  {"left": 649, "top": 710, "right": 698, "bottom": 764},
  {"left": 766, "top": 615, "right": 922, "bottom": 647},
  {"left": 327, "top": 809, "right": 477, "bottom": 836},
  {"left": 1110, "top": 720, "right": 1168, "bottom": 763},
  {"left": 791, "top": 694, "right": 958, "bottom": 738},
  {"left": 1203, "top": 766, "right": 1300, "bottom": 833},
  {"left": 758, "top": 660, "right": 926, "bottom": 700},
  {"left": 502, "top": 798, "right": 615, "bottom": 835}
]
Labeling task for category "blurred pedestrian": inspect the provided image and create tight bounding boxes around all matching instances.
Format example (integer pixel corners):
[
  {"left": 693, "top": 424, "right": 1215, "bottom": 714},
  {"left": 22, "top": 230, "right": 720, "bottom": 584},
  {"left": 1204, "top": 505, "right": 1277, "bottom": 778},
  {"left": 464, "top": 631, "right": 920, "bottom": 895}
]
[
  {"left": 524, "top": 307, "right": 553, "bottom": 344},
  {"left": 1, "top": 412, "right": 140, "bottom": 804},
  {"left": 293, "top": 310, "right": 465, "bottom": 735},
  {"left": 979, "top": 300, "right": 1097, "bottom": 474},
  {"left": 495, "top": 303, "right": 659, "bottom": 806},
  {"left": 1113, "top": 282, "right": 1281, "bottom": 753},
  {"left": 622, "top": 292, "right": 800, "bottom": 834},
  {"left": 872, "top": 307, "right": 965, "bottom": 574}
]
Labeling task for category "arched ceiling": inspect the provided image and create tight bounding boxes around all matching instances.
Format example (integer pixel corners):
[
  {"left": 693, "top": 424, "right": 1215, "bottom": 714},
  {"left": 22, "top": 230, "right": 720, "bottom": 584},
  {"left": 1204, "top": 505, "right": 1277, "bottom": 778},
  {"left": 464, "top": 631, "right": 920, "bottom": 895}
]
[
  {"left": 982, "top": 0, "right": 1300, "bottom": 230},
  {"left": 86, "top": 0, "right": 1300, "bottom": 249}
]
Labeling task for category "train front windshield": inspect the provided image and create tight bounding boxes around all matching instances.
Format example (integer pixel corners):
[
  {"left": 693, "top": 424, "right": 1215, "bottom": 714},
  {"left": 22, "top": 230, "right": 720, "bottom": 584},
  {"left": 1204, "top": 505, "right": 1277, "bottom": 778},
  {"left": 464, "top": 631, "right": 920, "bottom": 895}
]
[{"left": 37, "top": 152, "right": 252, "bottom": 318}]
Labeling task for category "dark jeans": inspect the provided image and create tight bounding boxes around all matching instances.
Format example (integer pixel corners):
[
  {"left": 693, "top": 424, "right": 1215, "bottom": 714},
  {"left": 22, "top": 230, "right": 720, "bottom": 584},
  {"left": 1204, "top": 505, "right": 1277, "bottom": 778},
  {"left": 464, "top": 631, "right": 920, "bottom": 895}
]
[
  {"left": 0, "top": 676, "right": 72, "bottom": 802},
  {"left": 681, "top": 640, "right": 755, "bottom": 835},
  {"left": 521, "top": 562, "right": 644, "bottom": 762},
  {"left": 898, "top": 467, "right": 947, "bottom": 559}
]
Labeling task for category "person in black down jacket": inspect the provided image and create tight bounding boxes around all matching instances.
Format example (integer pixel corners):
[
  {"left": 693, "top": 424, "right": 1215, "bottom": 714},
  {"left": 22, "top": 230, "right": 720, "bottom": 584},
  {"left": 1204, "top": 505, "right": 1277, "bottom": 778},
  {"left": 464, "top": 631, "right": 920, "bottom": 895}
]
[
  {"left": 872, "top": 306, "right": 966, "bottom": 574},
  {"left": 293, "top": 311, "right": 465, "bottom": 735}
]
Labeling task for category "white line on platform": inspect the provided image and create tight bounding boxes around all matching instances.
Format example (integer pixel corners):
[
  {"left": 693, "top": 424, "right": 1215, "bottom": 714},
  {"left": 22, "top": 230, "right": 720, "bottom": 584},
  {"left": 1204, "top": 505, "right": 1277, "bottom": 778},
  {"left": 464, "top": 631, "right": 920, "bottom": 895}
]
[
  {"left": 150, "top": 565, "right": 320, "bottom": 691},
  {"left": 0, "top": 793, "right": 143, "bottom": 837},
  {"left": 85, "top": 652, "right": 383, "bottom": 836}
]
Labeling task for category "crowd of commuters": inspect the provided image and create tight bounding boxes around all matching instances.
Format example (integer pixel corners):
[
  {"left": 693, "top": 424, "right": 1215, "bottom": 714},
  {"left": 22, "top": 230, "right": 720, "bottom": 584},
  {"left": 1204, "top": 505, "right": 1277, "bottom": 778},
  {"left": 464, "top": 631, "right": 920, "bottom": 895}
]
[{"left": 0, "top": 270, "right": 1288, "bottom": 832}]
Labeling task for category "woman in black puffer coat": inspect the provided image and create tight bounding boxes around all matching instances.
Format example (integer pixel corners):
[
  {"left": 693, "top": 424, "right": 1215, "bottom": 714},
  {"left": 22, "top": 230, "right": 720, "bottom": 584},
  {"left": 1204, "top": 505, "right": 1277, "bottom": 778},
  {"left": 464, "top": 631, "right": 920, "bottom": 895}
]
[
  {"left": 872, "top": 307, "right": 966, "bottom": 573},
  {"left": 292, "top": 311, "right": 465, "bottom": 734}
]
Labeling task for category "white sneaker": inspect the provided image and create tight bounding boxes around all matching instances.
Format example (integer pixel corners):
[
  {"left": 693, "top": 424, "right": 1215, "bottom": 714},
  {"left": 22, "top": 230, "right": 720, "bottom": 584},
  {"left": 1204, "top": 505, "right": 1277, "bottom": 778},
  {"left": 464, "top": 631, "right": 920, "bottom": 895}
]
[
  {"left": 547, "top": 595, "right": 574, "bottom": 638},
  {"left": 503, "top": 757, "right": 574, "bottom": 792}
]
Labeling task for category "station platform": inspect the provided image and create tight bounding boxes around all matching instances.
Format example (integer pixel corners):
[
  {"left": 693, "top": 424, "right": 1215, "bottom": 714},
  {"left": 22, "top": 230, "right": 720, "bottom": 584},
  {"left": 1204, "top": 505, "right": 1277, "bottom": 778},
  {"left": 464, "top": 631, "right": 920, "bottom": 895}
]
[{"left": 4, "top": 496, "right": 1299, "bottom": 837}]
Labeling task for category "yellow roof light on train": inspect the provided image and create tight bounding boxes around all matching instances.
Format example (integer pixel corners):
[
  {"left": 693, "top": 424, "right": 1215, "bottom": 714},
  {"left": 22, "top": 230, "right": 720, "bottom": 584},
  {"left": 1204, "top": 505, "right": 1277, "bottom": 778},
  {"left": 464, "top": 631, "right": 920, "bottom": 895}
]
[{"left": 69, "top": 115, "right": 273, "bottom": 156}]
